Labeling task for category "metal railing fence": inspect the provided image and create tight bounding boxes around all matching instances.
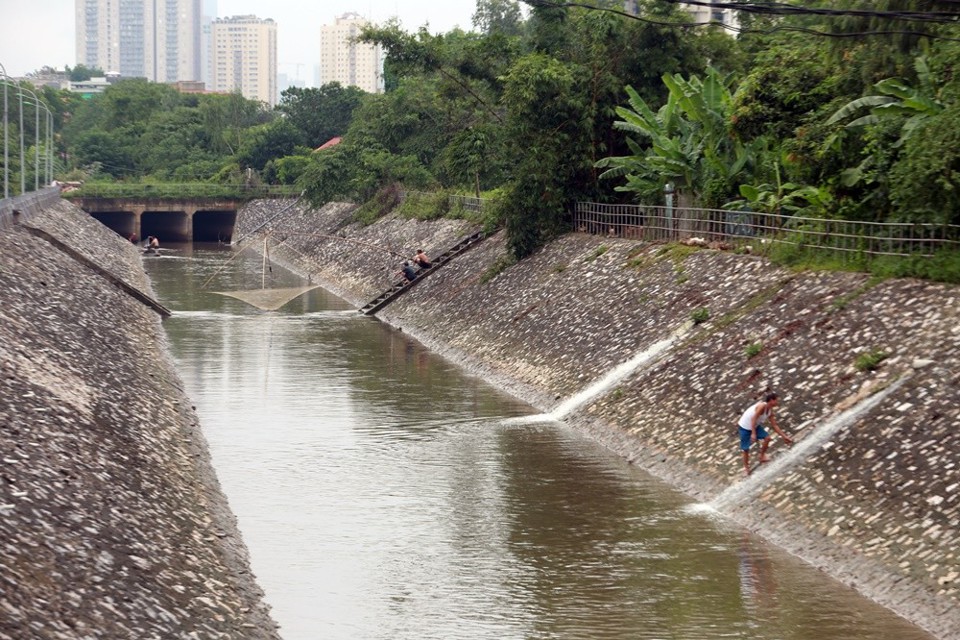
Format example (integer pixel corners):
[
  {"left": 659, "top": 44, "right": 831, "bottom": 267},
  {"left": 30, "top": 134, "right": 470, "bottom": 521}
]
[
  {"left": 400, "top": 191, "right": 490, "bottom": 214},
  {"left": 22, "top": 177, "right": 956, "bottom": 260},
  {"left": 449, "top": 194, "right": 486, "bottom": 213},
  {"left": 0, "top": 186, "right": 63, "bottom": 230},
  {"left": 573, "top": 202, "right": 960, "bottom": 258},
  {"left": 62, "top": 183, "right": 302, "bottom": 199}
]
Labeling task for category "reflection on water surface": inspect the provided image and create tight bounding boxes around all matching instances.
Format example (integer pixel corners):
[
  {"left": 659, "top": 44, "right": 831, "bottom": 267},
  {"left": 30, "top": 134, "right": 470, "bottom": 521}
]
[{"left": 145, "top": 244, "right": 932, "bottom": 640}]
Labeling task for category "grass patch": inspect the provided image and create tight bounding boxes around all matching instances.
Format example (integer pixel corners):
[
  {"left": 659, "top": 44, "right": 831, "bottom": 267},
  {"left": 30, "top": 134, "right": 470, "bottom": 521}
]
[
  {"left": 480, "top": 253, "right": 518, "bottom": 284},
  {"left": 584, "top": 245, "right": 609, "bottom": 262},
  {"left": 744, "top": 342, "right": 763, "bottom": 358},
  {"left": 855, "top": 349, "right": 889, "bottom": 372},
  {"left": 705, "top": 277, "right": 796, "bottom": 336},
  {"left": 691, "top": 307, "right": 710, "bottom": 324},
  {"left": 656, "top": 243, "right": 700, "bottom": 263},
  {"left": 831, "top": 275, "right": 886, "bottom": 311},
  {"left": 624, "top": 246, "right": 652, "bottom": 270},
  {"left": 553, "top": 263, "right": 568, "bottom": 273},
  {"left": 384, "top": 188, "right": 505, "bottom": 231},
  {"left": 761, "top": 242, "right": 960, "bottom": 285},
  {"left": 397, "top": 190, "right": 451, "bottom": 221},
  {"left": 354, "top": 184, "right": 402, "bottom": 226},
  {"left": 63, "top": 182, "right": 302, "bottom": 200}
]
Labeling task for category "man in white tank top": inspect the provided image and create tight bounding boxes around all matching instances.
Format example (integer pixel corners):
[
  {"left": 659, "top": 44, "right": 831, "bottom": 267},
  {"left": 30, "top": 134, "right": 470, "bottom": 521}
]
[{"left": 738, "top": 392, "right": 793, "bottom": 475}]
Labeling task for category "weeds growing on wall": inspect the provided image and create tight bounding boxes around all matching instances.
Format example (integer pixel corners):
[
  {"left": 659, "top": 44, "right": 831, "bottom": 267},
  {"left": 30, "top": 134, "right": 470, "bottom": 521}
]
[
  {"left": 480, "top": 253, "right": 518, "bottom": 284},
  {"left": 398, "top": 191, "right": 451, "bottom": 221},
  {"left": 584, "top": 245, "right": 608, "bottom": 262},
  {"left": 354, "top": 183, "right": 403, "bottom": 226},
  {"left": 855, "top": 349, "right": 890, "bottom": 372},
  {"left": 831, "top": 276, "right": 886, "bottom": 311},
  {"left": 760, "top": 242, "right": 960, "bottom": 284},
  {"left": 691, "top": 307, "right": 710, "bottom": 324}
]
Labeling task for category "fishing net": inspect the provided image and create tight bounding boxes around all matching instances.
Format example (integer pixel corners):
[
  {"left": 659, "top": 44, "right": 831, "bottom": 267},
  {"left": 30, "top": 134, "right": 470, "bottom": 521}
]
[{"left": 213, "top": 285, "right": 321, "bottom": 311}]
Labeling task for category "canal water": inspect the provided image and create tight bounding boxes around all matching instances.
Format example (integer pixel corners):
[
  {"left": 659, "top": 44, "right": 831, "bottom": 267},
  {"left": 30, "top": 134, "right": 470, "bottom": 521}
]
[{"left": 145, "top": 244, "right": 932, "bottom": 640}]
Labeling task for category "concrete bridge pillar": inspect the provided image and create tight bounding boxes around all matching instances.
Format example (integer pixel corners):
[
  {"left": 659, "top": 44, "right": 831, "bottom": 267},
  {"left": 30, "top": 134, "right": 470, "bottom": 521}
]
[
  {"left": 184, "top": 205, "right": 197, "bottom": 241},
  {"left": 131, "top": 206, "right": 146, "bottom": 241},
  {"left": 183, "top": 207, "right": 197, "bottom": 240}
]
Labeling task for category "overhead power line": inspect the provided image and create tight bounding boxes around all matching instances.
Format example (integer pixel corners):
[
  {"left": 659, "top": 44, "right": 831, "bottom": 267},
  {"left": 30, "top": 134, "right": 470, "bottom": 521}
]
[
  {"left": 521, "top": 0, "right": 960, "bottom": 41},
  {"left": 678, "top": 0, "right": 960, "bottom": 23}
]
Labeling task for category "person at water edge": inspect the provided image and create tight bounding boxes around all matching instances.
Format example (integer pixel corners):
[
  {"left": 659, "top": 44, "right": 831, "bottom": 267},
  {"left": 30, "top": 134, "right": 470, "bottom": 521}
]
[
  {"left": 398, "top": 261, "right": 417, "bottom": 282},
  {"left": 413, "top": 249, "right": 432, "bottom": 269},
  {"left": 149, "top": 236, "right": 159, "bottom": 249},
  {"left": 738, "top": 392, "right": 793, "bottom": 475}
]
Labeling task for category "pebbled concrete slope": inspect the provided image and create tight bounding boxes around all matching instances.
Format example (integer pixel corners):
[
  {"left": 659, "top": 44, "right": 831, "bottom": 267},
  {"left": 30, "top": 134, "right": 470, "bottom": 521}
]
[
  {"left": 0, "top": 200, "right": 279, "bottom": 639},
  {"left": 238, "top": 199, "right": 959, "bottom": 639}
]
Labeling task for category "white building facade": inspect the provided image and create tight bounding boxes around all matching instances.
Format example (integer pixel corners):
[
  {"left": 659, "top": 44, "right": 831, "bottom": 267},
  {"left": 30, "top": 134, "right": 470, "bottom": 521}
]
[
  {"left": 680, "top": 2, "right": 739, "bottom": 29},
  {"left": 200, "top": 0, "right": 217, "bottom": 86},
  {"left": 621, "top": 1, "right": 738, "bottom": 30},
  {"left": 209, "top": 15, "right": 278, "bottom": 106},
  {"left": 319, "top": 13, "right": 382, "bottom": 94},
  {"left": 75, "top": 0, "right": 201, "bottom": 82}
]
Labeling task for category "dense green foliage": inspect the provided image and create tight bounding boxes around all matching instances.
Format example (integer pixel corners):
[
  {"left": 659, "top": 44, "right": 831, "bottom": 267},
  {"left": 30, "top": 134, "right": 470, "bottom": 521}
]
[{"left": 8, "top": 0, "right": 958, "bottom": 265}]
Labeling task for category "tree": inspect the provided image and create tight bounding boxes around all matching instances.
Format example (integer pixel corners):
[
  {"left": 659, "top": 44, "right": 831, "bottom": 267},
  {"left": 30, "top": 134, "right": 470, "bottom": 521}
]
[
  {"left": 100, "top": 79, "right": 181, "bottom": 129},
  {"left": 889, "top": 102, "right": 960, "bottom": 224},
  {"left": 732, "top": 34, "right": 850, "bottom": 142},
  {"left": 237, "top": 119, "right": 305, "bottom": 172},
  {"left": 501, "top": 53, "right": 589, "bottom": 257},
  {"left": 137, "top": 107, "right": 219, "bottom": 179},
  {"left": 525, "top": 0, "right": 569, "bottom": 55},
  {"left": 199, "top": 92, "right": 271, "bottom": 156},
  {"left": 299, "top": 144, "right": 355, "bottom": 204},
  {"left": 71, "top": 130, "right": 134, "bottom": 178},
  {"left": 276, "top": 83, "right": 365, "bottom": 148},
  {"left": 472, "top": 0, "right": 524, "bottom": 36},
  {"left": 66, "top": 64, "right": 104, "bottom": 82}
]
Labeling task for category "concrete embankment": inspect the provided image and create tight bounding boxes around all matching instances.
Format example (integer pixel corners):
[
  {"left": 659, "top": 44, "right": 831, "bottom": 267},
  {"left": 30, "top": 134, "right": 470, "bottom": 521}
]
[
  {"left": 240, "top": 199, "right": 960, "bottom": 639},
  {"left": 0, "top": 200, "right": 279, "bottom": 639}
]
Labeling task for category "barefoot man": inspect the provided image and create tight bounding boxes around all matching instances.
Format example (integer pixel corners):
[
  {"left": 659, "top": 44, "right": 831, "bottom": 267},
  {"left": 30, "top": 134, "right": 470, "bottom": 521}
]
[{"left": 738, "top": 392, "right": 793, "bottom": 475}]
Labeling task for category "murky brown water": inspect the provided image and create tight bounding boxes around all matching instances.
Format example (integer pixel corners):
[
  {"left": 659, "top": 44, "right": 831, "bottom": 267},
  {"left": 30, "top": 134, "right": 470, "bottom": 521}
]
[{"left": 146, "top": 243, "right": 933, "bottom": 640}]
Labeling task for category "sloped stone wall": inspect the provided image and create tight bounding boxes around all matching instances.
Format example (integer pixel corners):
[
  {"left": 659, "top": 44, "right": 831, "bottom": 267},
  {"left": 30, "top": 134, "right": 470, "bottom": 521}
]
[
  {"left": 239, "top": 199, "right": 959, "bottom": 639},
  {"left": 0, "top": 200, "right": 278, "bottom": 639}
]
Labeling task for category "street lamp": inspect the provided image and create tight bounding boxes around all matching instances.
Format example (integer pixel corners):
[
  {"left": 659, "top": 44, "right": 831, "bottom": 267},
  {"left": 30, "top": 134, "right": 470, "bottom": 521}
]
[
  {"left": 0, "top": 75, "right": 54, "bottom": 195},
  {"left": 0, "top": 62, "right": 9, "bottom": 199},
  {"left": 18, "top": 87, "right": 49, "bottom": 192},
  {"left": 18, "top": 76, "right": 24, "bottom": 194}
]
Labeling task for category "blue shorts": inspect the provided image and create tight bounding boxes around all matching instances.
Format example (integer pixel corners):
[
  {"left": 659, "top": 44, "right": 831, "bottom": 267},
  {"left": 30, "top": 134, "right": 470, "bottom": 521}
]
[{"left": 739, "top": 426, "right": 768, "bottom": 451}]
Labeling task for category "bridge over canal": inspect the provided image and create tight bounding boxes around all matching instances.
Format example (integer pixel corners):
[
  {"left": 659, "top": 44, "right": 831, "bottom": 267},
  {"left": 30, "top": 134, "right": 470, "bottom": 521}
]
[{"left": 65, "top": 184, "right": 301, "bottom": 243}]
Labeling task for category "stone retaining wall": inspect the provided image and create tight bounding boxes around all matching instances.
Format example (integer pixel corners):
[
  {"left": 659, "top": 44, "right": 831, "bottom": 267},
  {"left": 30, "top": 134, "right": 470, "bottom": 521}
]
[
  {"left": 0, "top": 200, "right": 279, "bottom": 639},
  {"left": 242, "top": 199, "right": 959, "bottom": 639}
]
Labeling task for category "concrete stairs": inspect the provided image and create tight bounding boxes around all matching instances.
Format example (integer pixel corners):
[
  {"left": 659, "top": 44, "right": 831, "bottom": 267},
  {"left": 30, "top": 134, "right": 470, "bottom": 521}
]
[{"left": 358, "top": 231, "right": 485, "bottom": 316}]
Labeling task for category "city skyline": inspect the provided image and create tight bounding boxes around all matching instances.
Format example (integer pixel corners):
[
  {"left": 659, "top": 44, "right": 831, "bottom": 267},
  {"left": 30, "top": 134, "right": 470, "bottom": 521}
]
[{"left": 1, "top": 0, "right": 480, "bottom": 80}]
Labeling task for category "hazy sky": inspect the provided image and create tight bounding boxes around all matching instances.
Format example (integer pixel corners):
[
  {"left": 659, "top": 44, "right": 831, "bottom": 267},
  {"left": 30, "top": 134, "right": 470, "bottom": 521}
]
[{"left": 0, "top": 0, "right": 482, "bottom": 80}]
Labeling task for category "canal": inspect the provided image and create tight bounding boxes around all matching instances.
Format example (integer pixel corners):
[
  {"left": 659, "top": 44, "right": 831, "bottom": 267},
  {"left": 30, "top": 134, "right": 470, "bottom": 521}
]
[{"left": 144, "top": 243, "right": 932, "bottom": 640}]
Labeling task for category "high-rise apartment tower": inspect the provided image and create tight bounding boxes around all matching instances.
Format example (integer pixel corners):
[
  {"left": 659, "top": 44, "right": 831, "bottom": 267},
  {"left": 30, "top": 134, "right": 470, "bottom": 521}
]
[
  {"left": 75, "top": 0, "right": 201, "bottom": 82},
  {"left": 319, "top": 13, "right": 382, "bottom": 94},
  {"left": 209, "top": 15, "right": 278, "bottom": 106}
]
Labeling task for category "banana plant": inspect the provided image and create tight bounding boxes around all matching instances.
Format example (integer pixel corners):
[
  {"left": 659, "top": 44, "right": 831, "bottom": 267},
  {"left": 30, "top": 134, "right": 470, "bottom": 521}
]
[
  {"left": 826, "top": 56, "right": 943, "bottom": 147},
  {"left": 725, "top": 159, "right": 834, "bottom": 216},
  {"left": 597, "top": 67, "right": 759, "bottom": 204}
]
